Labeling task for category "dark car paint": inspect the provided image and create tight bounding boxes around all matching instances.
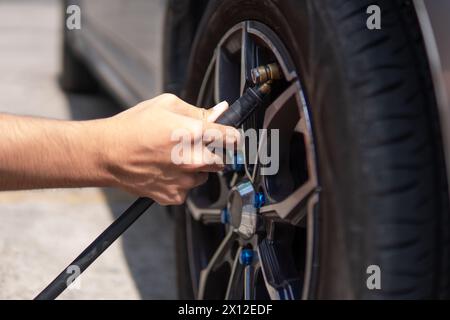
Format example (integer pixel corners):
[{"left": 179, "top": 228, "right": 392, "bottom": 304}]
[{"left": 64, "top": 0, "right": 208, "bottom": 107}]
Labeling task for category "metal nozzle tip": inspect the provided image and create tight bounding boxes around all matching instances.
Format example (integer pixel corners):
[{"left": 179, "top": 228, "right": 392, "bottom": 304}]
[
  {"left": 251, "top": 69, "right": 262, "bottom": 85},
  {"left": 258, "top": 80, "right": 273, "bottom": 95}
]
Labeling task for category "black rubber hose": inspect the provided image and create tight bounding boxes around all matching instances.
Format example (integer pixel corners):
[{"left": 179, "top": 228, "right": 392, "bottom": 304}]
[
  {"left": 34, "top": 197, "right": 154, "bottom": 300},
  {"left": 34, "top": 83, "right": 270, "bottom": 300},
  {"left": 215, "top": 86, "right": 264, "bottom": 127}
]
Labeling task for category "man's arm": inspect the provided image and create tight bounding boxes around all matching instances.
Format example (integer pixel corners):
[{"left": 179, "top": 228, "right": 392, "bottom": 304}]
[
  {"left": 0, "top": 113, "right": 112, "bottom": 190},
  {"left": 0, "top": 94, "right": 238, "bottom": 205}
]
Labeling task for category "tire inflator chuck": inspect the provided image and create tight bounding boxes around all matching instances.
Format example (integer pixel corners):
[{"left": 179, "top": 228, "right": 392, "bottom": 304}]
[{"left": 34, "top": 76, "right": 275, "bottom": 300}]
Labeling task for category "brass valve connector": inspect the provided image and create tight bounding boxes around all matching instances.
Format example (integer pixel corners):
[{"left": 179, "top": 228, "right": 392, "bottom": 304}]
[{"left": 250, "top": 63, "right": 282, "bottom": 85}]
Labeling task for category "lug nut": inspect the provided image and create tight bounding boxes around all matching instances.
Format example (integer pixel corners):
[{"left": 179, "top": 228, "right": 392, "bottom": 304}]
[
  {"left": 254, "top": 192, "right": 265, "bottom": 209},
  {"left": 239, "top": 249, "right": 253, "bottom": 266},
  {"left": 220, "top": 208, "right": 230, "bottom": 224},
  {"left": 250, "top": 63, "right": 282, "bottom": 85}
]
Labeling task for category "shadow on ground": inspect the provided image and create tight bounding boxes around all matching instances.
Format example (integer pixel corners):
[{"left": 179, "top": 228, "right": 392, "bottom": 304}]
[{"left": 65, "top": 90, "right": 177, "bottom": 299}]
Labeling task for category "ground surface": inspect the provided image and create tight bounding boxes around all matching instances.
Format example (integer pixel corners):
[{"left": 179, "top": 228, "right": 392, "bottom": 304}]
[{"left": 0, "top": 0, "right": 176, "bottom": 299}]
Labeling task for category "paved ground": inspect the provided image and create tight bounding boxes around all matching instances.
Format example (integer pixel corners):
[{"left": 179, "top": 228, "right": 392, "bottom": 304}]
[{"left": 0, "top": 0, "right": 176, "bottom": 299}]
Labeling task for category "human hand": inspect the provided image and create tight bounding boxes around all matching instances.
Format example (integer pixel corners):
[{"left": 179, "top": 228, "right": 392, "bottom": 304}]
[{"left": 101, "top": 94, "right": 240, "bottom": 205}]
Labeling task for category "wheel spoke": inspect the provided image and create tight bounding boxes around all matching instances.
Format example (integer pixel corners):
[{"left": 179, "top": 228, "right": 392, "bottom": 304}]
[
  {"left": 240, "top": 22, "right": 258, "bottom": 94},
  {"left": 198, "top": 231, "right": 237, "bottom": 299},
  {"left": 225, "top": 247, "right": 244, "bottom": 299},
  {"left": 259, "top": 184, "right": 316, "bottom": 224},
  {"left": 257, "top": 83, "right": 318, "bottom": 224},
  {"left": 186, "top": 198, "right": 222, "bottom": 224},
  {"left": 252, "top": 83, "right": 298, "bottom": 176},
  {"left": 301, "top": 193, "right": 319, "bottom": 300},
  {"left": 214, "top": 23, "right": 244, "bottom": 105},
  {"left": 257, "top": 237, "right": 301, "bottom": 300},
  {"left": 197, "top": 50, "right": 217, "bottom": 107},
  {"left": 240, "top": 22, "right": 260, "bottom": 183},
  {"left": 244, "top": 265, "right": 256, "bottom": 300},
  {"left": 187, "top": 173, "right": 229, "bottom": 224}
]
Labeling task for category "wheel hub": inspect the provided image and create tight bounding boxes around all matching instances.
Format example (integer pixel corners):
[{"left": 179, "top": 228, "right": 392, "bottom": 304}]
[{"left": 228, "top": 181, "right": 259, "bottom": 239}]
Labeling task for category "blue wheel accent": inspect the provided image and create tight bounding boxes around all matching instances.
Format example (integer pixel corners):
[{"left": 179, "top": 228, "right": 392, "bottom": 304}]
[
  {"left": 220, "top": 208, "right": 230, "bottom": 224},
  {"left": 239, "top": 249, "right": 253, "bottom": 266},
  {"left": 254, "top": 192, "right": 266, "bottom": 208}
]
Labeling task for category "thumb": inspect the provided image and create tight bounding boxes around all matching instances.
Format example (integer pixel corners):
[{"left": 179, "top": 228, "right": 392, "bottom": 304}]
[{"left": 207, "top": 101, "right": 229, "bottom": 123}]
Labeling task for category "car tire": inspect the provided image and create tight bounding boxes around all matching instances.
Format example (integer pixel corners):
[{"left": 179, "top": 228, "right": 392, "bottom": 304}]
[
  {"left": 60, "top": 0, "right": 98, "bottom": 95},
  {"left": 59, "top": 39, "right": 98, "bottom": 93},
  {"left": 176, "top": 0, "right": 450, "bottom": 299}
]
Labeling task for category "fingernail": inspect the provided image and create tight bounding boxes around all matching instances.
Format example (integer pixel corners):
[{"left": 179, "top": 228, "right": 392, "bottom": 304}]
[
  {"left": 207, "top": 101, "right": 229, "bottom": 122},
  {"left": 214, "top": 101, "right": 229, "bottom": 111}
]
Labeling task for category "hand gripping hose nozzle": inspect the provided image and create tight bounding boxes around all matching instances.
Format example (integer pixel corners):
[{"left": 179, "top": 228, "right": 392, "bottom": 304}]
[{"left": 34, "top": 63, "right": 280, "bottom": 300}]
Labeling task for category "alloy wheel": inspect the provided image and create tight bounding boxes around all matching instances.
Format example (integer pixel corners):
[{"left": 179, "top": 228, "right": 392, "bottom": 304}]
[{"left": 185, "top": 21, "right": 320, "bottom": 300}]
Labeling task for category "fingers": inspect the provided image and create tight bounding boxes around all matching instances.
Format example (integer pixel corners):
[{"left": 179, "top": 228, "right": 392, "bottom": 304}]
[
  {"left": 204, "top": 122, "right": 241, "bottom": 147},
  {"left": 149, "top": 191, "right": 177, "bottom": 206},
  {"left": 161, "top": 93, "right": 204, "bottom": 119},
  {"left": 177, "top": 172, "right": 208, "bottom": 188},
  {"left": 176, "top": 143, "right": 226, "bottom": 173},
  {"left": 162, "top": 94, "right": 229, "bottom": 123},
  {"left": 202, "top": 148, "right": 226, "bottom": 171},
  {"left": 161, "top": 94, "right": 238, "bottom": 145},
  {"left": 178, "top": 100, "right": 229, "bottom": 122}
]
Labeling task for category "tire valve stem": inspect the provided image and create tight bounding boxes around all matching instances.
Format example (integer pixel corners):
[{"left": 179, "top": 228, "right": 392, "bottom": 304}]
[
  {"left": 215, "top": 63, "right": 281, "bottom": 127},
  {"left": 250, "top": 62, "right": 282, "bottom": 85}
]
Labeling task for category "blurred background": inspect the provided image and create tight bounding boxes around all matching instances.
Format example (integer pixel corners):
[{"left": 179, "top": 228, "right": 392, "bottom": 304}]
[{"left": 0, "top": 0, "right": 175, "bottom": 299}]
